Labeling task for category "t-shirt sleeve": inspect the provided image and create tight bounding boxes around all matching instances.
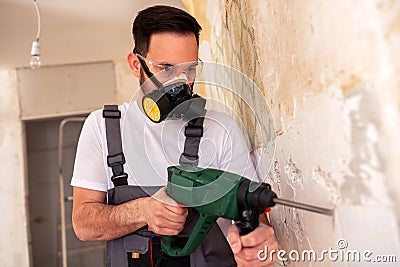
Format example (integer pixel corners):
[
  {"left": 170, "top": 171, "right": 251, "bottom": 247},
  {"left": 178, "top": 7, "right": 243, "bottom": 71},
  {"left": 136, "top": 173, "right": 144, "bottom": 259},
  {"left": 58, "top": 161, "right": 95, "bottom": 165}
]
[
  {"left": 70, "top": 111, "right": 109, "bottom": 192},
  {"left": 219, "top": 117, "right": 258, "bottom": 181}
]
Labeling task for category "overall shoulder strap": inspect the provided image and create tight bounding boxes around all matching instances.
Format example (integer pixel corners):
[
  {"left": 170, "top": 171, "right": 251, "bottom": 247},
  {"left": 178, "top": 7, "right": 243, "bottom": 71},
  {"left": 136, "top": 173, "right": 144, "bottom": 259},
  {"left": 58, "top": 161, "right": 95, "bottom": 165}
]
[
  {"left": 179, "top": 117, "right": 204, "bottom": 166},
  {"left": 103, "top": 105, "right": 128, "bottom": 187},
  {"left": 179, "top": 97, "right": 207, "bottom": 167}
]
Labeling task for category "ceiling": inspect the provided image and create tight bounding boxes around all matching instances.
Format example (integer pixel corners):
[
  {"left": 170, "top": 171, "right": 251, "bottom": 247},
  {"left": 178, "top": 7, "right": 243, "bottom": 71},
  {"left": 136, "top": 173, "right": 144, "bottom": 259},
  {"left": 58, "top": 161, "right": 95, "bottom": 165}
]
[{"left": 0, "top": 0, "right": 185, "bottom": 70}]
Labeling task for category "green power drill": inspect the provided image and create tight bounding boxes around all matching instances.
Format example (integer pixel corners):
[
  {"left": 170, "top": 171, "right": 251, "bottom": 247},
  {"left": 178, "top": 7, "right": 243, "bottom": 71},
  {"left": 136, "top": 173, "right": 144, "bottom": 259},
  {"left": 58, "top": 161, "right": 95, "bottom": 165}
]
[{"left": 161, "top": 165, "right": 334, "bottom": 257}]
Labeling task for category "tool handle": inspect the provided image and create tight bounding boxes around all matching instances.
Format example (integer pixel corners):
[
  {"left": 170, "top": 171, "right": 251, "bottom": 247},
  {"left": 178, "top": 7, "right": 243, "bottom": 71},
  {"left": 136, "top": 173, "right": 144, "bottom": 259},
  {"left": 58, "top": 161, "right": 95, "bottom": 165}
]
[
  {"left": 161, "top": 212, "right": 218, "bottom": 256},
  {"left": 236, "top": 208, "right": 260, "bottom": 235}
]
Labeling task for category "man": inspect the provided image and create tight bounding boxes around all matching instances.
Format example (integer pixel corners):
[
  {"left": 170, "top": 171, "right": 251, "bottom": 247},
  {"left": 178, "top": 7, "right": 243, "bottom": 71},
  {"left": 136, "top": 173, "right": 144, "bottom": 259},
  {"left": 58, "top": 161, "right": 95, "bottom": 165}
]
[{"left": 71, "top": 5, "right": 277, "bottom": 267}]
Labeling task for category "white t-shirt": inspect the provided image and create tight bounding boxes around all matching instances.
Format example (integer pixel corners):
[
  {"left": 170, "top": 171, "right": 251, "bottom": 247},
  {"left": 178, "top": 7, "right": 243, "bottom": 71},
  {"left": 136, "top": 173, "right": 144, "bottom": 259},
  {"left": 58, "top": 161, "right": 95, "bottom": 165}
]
[{"left": 71, "top": 101, "right": 257, "bottom": 191}]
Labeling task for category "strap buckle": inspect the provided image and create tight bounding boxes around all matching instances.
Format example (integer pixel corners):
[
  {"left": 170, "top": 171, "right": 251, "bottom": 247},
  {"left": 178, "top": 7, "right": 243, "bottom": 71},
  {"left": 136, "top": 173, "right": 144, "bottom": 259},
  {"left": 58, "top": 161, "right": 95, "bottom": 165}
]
[
  {"left": 184, "top": 126, "right": 203, "bottom": 137},
  {"left": 111, "top": 172, "right": 128, "bottom": 186},
  {"left": 103, "top": 109, "right": 121, "bottom": 119},
  {"left": 107, "top": 152, "right": 126, "bottom": 167}
]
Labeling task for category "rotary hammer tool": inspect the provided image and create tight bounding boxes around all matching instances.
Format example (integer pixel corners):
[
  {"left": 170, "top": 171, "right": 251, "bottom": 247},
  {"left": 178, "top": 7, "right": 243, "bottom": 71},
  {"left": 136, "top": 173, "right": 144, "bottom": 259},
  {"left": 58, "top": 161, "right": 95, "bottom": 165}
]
[{"left": 161, "top": 165, "right": 334, "bottom": 257}]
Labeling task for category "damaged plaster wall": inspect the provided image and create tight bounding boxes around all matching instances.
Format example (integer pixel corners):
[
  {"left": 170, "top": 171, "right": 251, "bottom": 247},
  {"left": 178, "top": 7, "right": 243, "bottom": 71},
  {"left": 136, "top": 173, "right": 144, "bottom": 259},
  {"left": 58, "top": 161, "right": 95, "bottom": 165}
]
[
  {"left": 183, "top": 0, "right": 400, "bottom": 266},
  {"left": 0, "top": 70, "right": 30, "bottom": 266}
]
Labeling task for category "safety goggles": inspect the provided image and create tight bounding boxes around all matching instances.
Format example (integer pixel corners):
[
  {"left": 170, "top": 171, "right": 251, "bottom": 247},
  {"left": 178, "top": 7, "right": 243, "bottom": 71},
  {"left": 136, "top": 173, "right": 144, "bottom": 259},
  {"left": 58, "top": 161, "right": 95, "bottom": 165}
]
[{"left": 136, "top": 54, "right": 203, "bottom": 82}]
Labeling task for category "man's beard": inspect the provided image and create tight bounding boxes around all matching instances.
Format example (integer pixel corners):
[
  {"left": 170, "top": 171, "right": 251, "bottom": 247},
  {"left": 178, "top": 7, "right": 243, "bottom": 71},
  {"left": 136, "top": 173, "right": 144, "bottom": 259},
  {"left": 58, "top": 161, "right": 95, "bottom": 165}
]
[{"left": 139, "top": 68, "right": 161, "bottom": 95}]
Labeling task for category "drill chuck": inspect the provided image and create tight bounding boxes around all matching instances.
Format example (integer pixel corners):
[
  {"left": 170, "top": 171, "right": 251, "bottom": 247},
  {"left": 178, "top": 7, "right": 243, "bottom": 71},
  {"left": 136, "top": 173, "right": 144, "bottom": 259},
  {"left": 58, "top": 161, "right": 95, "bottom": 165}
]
[
  {"left": 248, "top": 182, "right": 278, "bottom": 209},
  {"left": 244, "top": 181, "right": 334, "bottom": 216}
]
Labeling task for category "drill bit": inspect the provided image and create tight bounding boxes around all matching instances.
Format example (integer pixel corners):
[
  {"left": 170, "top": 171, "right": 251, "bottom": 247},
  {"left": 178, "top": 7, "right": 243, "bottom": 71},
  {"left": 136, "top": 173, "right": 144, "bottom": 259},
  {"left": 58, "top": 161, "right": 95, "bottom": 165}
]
[{"left": 273, "top": 198, "right": 334, "bottom": 216}]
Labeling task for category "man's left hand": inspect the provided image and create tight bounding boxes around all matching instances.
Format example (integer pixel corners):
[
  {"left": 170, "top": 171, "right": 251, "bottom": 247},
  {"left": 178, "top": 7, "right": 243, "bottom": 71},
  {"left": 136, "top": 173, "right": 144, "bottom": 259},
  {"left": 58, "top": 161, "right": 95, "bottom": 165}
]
[{"left": 227, "top": 223, "right": 278, "bottom": 267}]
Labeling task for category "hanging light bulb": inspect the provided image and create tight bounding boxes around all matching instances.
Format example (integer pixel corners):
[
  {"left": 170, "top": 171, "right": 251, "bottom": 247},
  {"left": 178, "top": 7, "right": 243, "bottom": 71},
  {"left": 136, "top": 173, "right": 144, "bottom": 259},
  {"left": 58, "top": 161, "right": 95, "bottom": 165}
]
[
  {"left": 30, "top": 0, "right": 42, "bottom": 69},
  {"left": 30, "top": 40, "right": 41, "bottom": 69}
]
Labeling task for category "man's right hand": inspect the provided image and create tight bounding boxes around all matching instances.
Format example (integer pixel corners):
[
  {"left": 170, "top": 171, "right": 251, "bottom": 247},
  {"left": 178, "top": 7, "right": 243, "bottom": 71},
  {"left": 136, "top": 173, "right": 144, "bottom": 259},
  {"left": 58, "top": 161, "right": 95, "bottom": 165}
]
[
  {"left": 141, "top": 187, "right": 188, "bottom": 236},
  {"left": 72, "top": 186, "right": 187, "bottom": 241}
]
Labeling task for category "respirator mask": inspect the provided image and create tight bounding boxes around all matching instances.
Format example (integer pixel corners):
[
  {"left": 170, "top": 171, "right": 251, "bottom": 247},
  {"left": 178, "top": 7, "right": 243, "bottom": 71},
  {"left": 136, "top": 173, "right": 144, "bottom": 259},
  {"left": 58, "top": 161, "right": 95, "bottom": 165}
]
[{"left": 137, "top": 54, "right": 206, "bottom": 123}]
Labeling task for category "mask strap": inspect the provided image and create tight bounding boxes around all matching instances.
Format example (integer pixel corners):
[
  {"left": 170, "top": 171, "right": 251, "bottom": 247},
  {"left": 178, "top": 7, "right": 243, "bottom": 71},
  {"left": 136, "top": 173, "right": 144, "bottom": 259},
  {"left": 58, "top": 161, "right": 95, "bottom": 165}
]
[{"left": 137, "top": 56, "right": 164, "bottom": 89}]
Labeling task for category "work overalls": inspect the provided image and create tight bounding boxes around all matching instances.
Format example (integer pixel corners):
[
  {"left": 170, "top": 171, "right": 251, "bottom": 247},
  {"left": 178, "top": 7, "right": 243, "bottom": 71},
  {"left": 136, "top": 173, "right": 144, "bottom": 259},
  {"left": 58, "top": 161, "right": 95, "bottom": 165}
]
[{"left": 103, "top": 105, "right": 237, "bottom": 267}]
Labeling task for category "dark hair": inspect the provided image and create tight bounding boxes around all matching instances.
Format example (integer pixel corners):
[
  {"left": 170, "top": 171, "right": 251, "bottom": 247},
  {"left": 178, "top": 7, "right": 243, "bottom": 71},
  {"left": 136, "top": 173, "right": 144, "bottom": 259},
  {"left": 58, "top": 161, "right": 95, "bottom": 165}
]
[{"left": 132, "top": 5, "right": 202, "bottom": 56}]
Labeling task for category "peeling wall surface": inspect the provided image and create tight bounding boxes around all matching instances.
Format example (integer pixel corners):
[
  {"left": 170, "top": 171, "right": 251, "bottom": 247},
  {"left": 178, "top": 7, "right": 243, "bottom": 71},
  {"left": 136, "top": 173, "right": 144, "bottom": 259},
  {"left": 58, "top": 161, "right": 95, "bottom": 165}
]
[
  {"left": 0, "top": 70, "right": 29, "bottom": 266},
  {"left": 184, "top": 0, "right": 400, "bottom": 266},
  {"left": 1, "top": 1, "right": 399, "bottom": 266}
]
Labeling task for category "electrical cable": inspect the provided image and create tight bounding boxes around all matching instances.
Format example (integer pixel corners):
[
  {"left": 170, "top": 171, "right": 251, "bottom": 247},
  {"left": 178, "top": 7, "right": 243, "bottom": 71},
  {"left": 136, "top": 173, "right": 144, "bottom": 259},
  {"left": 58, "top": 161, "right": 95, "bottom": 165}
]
[
  {"left": 33, "top": 0, "right": 41, "bottom": 41},
  {"left": 30, "top": 0, "right": 42, "bottom": 68}
]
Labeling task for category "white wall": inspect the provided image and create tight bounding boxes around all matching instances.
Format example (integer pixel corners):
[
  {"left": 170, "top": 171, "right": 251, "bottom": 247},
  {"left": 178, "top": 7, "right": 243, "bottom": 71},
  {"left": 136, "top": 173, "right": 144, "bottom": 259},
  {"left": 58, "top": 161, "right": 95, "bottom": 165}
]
[
  {"left": 0, "top": 70, "right": 30, "bottom": 266},
  {"left": 114, "top": 59, "right": 139, "bottom": 104}
]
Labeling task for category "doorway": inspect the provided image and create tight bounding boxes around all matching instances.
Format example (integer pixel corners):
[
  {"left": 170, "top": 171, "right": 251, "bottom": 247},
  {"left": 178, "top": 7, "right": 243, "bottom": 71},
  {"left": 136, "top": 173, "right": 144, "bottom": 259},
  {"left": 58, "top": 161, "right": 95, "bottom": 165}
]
[{"left": 25, "top": 115, "right": 106, "bottom": 267}]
